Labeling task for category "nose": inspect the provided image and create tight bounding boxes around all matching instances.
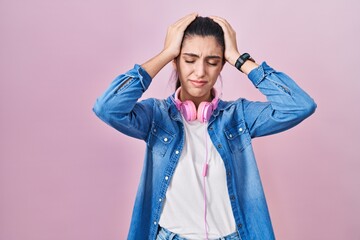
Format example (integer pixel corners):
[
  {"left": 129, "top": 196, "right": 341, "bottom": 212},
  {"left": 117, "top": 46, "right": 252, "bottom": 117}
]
[{"left": 194, "top": 61, "right": 205, "bottom": 78}]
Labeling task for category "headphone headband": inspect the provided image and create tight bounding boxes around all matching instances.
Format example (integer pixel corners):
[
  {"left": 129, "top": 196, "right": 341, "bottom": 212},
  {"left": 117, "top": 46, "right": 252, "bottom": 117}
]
[
  {"left": 173, "top": 87, "right": 219, "bottom": 122},
  {"left": 174, "top": 87, "right": 219, "bottom": 110}
]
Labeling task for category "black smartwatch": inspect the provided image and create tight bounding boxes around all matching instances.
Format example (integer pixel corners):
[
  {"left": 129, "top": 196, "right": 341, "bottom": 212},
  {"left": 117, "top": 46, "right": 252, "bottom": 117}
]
[{"left": 235, "top": 53, "right": 255, "bottom": 72}]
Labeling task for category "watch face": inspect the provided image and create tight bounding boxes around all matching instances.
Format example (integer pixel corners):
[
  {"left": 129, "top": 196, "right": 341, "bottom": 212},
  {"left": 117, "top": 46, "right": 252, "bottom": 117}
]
[
  {"left": 241, "top": 53, "right": 250, "bottom": 61},
  {"left": 236, "top": 53, "right": 251, "bottom": 70}
]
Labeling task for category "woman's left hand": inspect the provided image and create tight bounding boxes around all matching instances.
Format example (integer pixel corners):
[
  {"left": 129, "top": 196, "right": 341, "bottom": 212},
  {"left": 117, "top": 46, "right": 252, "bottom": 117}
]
[{"left": 210, "top": 16, "right": 241, "bottom": 66}]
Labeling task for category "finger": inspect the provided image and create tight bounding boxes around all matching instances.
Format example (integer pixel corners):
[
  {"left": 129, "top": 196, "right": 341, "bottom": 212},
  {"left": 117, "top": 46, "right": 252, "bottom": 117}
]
[
  {"left": 173, "top": 13, "right": 198, "bottom": 28},
  {"left": 210, "top": 16, "right": 234, "bottom": 32}
]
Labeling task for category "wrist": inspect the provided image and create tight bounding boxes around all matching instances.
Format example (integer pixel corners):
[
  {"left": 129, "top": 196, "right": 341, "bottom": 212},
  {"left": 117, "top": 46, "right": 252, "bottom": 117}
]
[
  {"left": 141, "top": 50, "right": 177, "bottom": 79},
  {"left": 235, "top": 53, "right": 257, "bottom": 74},
  {"left": 160, "top": 48, "right": 179, "bottom": 62},
  {"left": 240, "top": 60, "right": 259, "bottom": 75},
  {"left": 228, "top": 51, "right": 241, "bottom": 66}
]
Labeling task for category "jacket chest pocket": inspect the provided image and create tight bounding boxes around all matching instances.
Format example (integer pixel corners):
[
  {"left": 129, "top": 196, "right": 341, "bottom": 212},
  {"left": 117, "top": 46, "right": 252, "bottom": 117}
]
[
  {"left": 224, "top": 121, "right": 251, "bottom": 153},
  {"left": 148, "top": 123, "right": 174, "bottom": 157}
]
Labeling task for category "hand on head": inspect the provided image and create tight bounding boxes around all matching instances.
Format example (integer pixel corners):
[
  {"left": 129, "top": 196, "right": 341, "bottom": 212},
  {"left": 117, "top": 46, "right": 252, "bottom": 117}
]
[
  {"left": 164, "top": 13, "right": 241, "bottom": 66},
  {"left": 209, "top": 16, "right": 241, "bottom": 66},
  {"left": 163, "top": 13, "right": 198, "bottom": 59},
  {"left": 141, "top": 14, "right": 246, "bottom": 79}
]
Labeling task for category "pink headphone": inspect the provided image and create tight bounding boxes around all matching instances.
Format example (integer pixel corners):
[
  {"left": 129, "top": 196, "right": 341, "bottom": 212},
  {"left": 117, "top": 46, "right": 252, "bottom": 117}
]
[{"left": 173, "top": 87, "right": 219, "bottom": 123}]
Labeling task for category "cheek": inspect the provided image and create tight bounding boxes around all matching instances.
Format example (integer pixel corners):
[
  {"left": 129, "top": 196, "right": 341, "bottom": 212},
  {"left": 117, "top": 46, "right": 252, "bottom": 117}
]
[
  {"left": 177, "top": 69, "right": 186, "bottom": 84},
  {"left": 178, "top": 63, "right": 192, "bottom": 78},
  {"left": 210, "top": 67, "right": 222, "bottom": 78}
]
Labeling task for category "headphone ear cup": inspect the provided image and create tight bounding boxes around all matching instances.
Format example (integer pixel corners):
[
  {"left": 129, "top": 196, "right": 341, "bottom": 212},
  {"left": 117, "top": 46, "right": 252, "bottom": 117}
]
[
  {"left": 181, "top": 100, "right": 197, "bottom": 122},
  {"left": 197, "top": 102, "right": 213, "bottom": 123}
]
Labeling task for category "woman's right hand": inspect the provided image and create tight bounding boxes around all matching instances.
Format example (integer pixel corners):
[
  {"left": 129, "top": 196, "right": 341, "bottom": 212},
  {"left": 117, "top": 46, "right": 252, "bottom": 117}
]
[
  {"left": 163, "top": 13, "right": 198, "bottom": 58},
  {"left": 141, "top": 13, "right": 197, "bottom": 79}
]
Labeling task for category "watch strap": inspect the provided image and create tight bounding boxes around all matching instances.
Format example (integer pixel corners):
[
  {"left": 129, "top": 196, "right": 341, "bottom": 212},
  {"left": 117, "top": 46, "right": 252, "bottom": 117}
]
[{"left": 235, "top": 53, "right": 254, "bottom": 72}]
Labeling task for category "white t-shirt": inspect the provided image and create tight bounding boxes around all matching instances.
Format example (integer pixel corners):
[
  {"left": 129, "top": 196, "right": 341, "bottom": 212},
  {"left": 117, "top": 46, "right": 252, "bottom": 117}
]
[{"left": 158, "top": 117, "right": 236, "bottom": 239}]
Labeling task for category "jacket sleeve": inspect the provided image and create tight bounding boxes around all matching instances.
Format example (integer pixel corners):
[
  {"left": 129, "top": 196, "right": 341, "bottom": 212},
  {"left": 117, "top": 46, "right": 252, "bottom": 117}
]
[
  {"left": 92, "top": 64, "right": 154, "bottom": 141},
  {"left": 243, "top": 61, "right": 317, "bottom": 138}
]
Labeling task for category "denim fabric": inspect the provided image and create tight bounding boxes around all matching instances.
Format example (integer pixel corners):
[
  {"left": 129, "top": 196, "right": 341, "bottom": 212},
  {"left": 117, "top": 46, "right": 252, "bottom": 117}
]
[
  {"left": 156, "top": 227, "right": 186, "bottom": 240},
  {"left": 156, "top": 226, "right": 241, "bottom": 240},
  {"left": 93, "top": 62, "right": 317, "bottom": 240}
]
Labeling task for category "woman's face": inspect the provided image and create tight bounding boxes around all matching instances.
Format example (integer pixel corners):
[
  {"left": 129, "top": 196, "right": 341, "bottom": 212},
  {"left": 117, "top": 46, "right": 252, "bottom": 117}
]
[{"left": 175, "top": 35, "right": 224, "bottom": 106}]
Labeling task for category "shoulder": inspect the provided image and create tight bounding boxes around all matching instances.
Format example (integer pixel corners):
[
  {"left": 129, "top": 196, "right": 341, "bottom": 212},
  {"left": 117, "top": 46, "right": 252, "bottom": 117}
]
[
  {"left": 138, "top": 97, "right": 174, "bottom": 114},
  {"left": 217, "top": 98, "right": 246, "bottom": 112}
]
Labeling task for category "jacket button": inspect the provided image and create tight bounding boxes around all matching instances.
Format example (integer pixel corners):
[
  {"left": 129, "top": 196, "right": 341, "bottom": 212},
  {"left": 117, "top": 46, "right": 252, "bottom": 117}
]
[
  {"left": 230, "top": 195, "right": 235, "bottom": 200},
  {"left": 165, "top": 176, "right": 169, "bottom": 180},
  {"left": 217, "top": 144, "right": 222, "bottom": 149},
  {"left": 164, "top": 137, "right": 168, "bottom": 142},
  {"left": 175, "top": 150, "right": 179, "bottom": 155},
  {"left": 154, "top": 221, "right": 157, "bottom": 225},
  {"left": 239, "top": 128, "right": 243, "bottom": 132},
  {"left": 238, "top": 223, "right": 242, "bottom": 228}
]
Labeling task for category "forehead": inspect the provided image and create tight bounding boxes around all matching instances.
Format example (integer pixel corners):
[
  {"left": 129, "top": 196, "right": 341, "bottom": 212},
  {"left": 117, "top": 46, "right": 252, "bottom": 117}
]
[{"left": 181, "top": 36, "right": 223, "bottom": 56}]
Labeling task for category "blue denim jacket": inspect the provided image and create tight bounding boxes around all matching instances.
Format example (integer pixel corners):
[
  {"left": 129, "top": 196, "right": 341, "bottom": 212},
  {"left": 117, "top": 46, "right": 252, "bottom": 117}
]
[{"left": 93, "top": 62, "right": 316, "bottom": 240}]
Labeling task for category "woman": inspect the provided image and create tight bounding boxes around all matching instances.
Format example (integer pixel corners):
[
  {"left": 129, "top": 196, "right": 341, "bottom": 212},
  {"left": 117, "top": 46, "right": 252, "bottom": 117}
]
[{"left": 93, "top": 13, "right": 316, "bottom": 240}]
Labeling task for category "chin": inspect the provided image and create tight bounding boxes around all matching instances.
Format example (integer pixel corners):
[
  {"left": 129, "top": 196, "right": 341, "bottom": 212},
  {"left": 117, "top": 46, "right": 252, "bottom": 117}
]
[{"left": 188, "top": 88, "right": 210, "bottom": 99}]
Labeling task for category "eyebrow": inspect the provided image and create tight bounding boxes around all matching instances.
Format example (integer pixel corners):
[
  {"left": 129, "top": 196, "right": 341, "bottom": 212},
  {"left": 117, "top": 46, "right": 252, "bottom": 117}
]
[{"left": 182, "top": 53, "right": 222, "bottom": 59}]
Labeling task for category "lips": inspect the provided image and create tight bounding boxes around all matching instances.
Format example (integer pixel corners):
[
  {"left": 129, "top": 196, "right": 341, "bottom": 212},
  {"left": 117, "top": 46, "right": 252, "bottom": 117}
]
[{"left": 189, "top": 80, "right": 207, "bottom": 87}]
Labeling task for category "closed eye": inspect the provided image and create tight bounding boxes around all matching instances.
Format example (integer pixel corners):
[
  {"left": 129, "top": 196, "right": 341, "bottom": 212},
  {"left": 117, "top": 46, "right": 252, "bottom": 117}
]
[{"left": 208, "top": 62, "right": 219, "bottom": 66}]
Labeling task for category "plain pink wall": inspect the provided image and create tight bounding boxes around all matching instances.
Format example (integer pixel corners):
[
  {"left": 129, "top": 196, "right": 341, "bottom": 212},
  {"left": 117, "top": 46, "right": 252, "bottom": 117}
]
[{"left": 1, "top": 0, "right": 359, "bottom": 239}]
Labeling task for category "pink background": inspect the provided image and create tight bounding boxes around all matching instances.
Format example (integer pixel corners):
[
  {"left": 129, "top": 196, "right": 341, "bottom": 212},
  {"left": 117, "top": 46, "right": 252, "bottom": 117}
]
[{"left": 1, "top": 0, "right": 359, "bottom": 239}]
